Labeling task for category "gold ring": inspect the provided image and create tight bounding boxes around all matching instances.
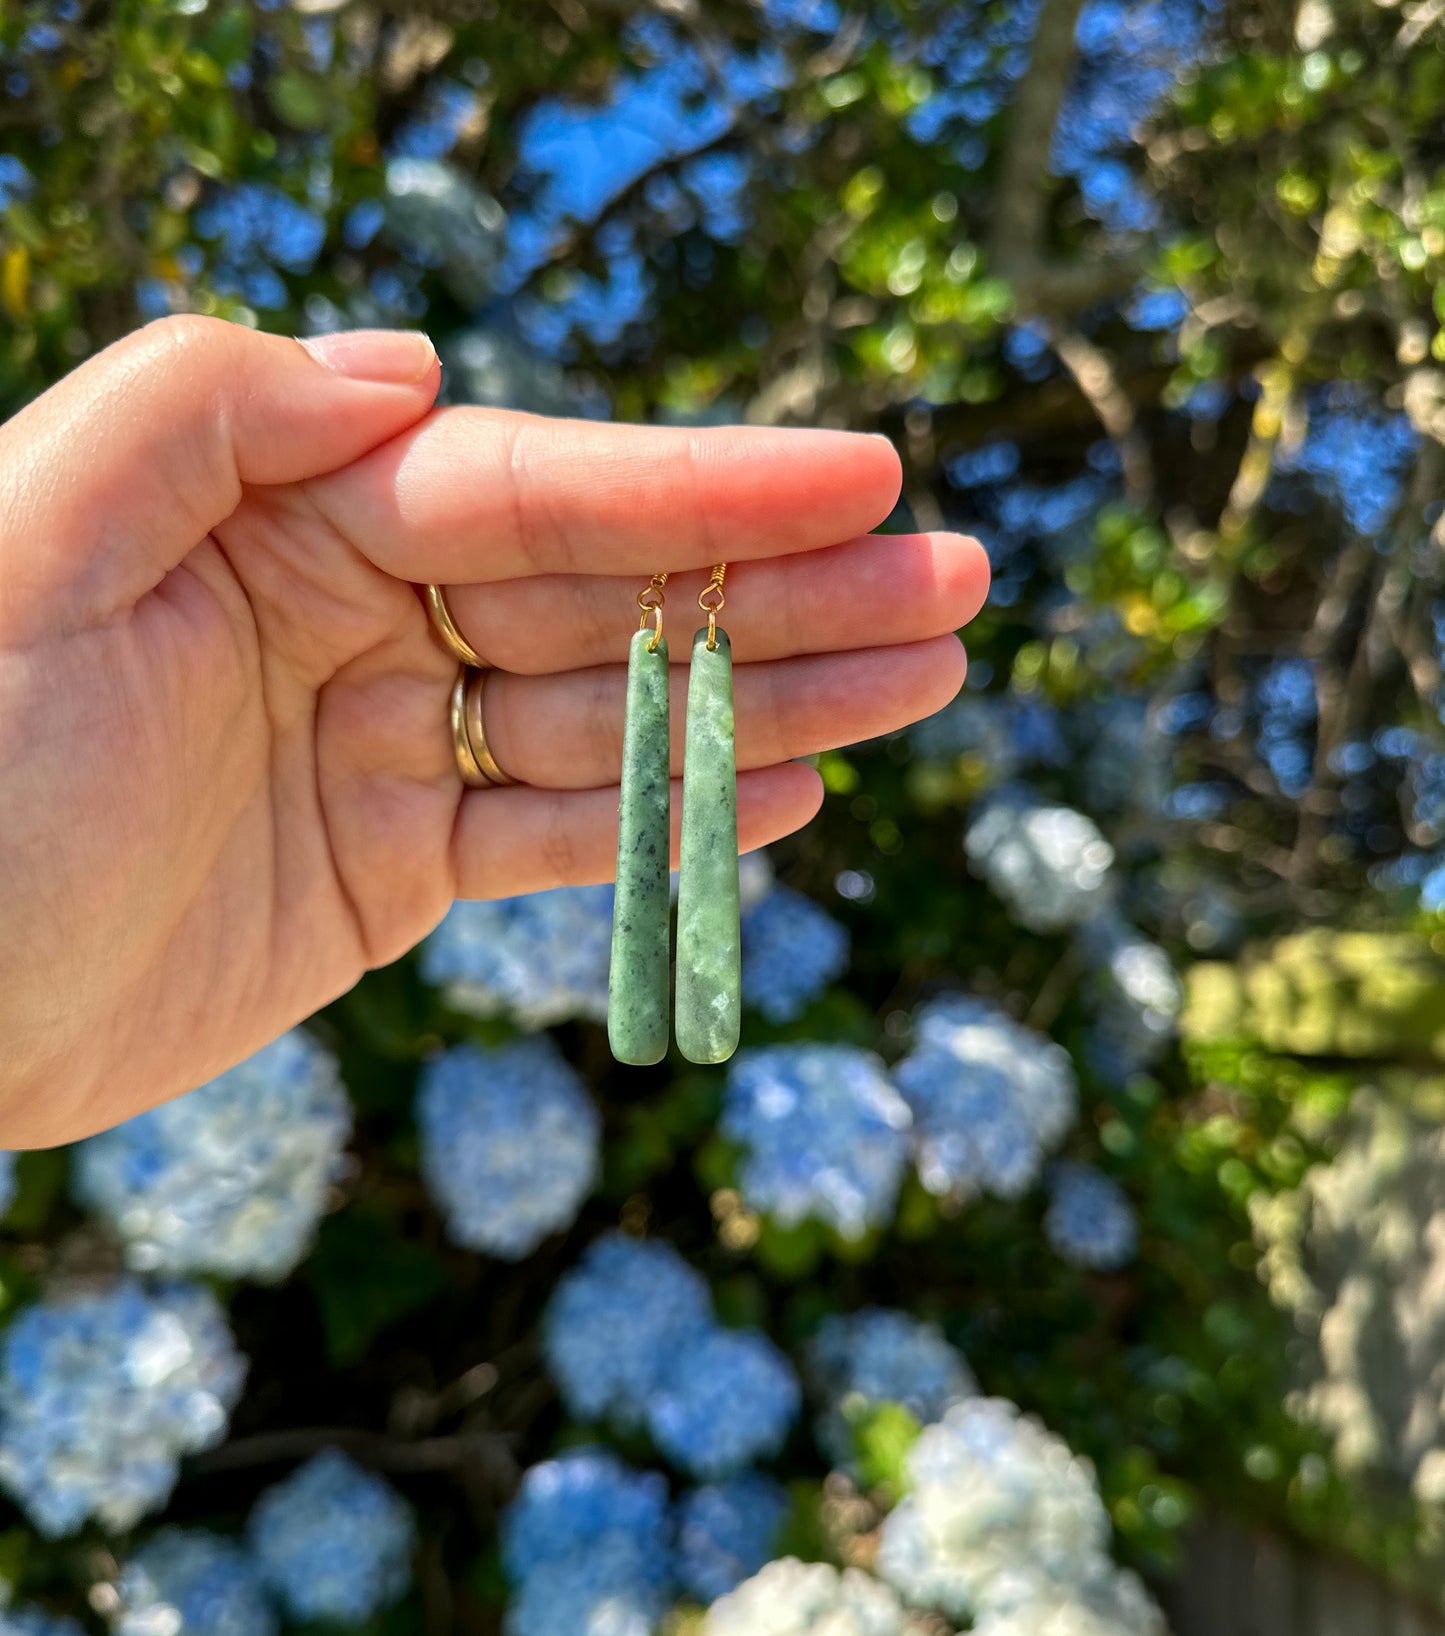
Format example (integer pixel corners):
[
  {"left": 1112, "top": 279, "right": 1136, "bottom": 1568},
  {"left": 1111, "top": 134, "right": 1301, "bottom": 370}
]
[
  {"left": 463, "top": 665, "right": 516, "bottom": 787},
  {"left": 450, "top": 668, "right": 491, "bottom": 788},
  {"left": 426, "top": 584, "right": 486, "bottom": 667}
]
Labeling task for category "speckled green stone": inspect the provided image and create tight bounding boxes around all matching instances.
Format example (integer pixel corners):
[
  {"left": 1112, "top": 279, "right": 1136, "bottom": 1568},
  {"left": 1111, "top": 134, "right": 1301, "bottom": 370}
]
[
  {"left": 675, "top": 626, "right": 741, "bottom": 1065},
  {"left": 608, "top": 629, "right": 671, "bottom": 1065}
]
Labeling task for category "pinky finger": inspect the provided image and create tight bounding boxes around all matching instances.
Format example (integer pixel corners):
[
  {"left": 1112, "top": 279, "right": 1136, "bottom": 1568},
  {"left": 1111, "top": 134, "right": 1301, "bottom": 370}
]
[{"left": 452, "top": 762, "right": 824, "bottom": 899}]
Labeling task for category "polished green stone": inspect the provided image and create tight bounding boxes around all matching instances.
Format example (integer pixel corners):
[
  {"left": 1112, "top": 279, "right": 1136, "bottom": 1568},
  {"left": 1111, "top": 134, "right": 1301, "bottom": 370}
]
[
  {"left": 608, "top": 628, "right": 671, "bottom": 1065},
  {"left": 675, "top": 626, "right": 741, "bottom": 1065}
]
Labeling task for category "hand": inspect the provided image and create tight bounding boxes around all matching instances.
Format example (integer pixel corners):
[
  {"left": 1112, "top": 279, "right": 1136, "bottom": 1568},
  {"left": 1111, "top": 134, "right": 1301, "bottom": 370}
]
[{"left": 0, "top": 317, "right": 988, "bottom": 1146}]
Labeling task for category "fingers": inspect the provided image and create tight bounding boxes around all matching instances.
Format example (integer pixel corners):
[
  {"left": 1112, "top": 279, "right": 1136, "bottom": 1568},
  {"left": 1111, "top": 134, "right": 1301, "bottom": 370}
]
[
  {"left": 453, "top": 762, "right": 825, "bottom": 897},
  {"left": 479, "top": 636, "right": 965, "bottom": 790},
  {"left": 0, "top": 318, "right": 440, "bottom": 634},
  {"left": 443, "top": 530, "right": 990, "bottom": 674},
  {"left": 305, "top": 407, "right": 902, "bottom": 584}
]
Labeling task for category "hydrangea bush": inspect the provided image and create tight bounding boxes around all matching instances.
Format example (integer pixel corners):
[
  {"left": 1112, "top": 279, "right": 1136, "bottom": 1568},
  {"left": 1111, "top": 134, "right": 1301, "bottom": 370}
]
[{"left": 3, "top": 0, "right": 1439, "bottom": 1625}]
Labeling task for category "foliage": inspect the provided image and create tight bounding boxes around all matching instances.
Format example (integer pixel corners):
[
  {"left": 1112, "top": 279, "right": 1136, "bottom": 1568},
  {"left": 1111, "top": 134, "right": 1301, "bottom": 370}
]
[{"left": 7, "top": 0, "right": 1445, "bottom": 1626}]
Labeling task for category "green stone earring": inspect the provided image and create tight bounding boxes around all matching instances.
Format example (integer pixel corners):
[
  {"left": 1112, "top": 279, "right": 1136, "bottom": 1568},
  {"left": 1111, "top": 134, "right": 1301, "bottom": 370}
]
[
  {"left": 675, "top": 566, "right": 741, "bottom": 1065},
  {"left": 607, "top": 574, "right": 672, "bottom": 1065}
]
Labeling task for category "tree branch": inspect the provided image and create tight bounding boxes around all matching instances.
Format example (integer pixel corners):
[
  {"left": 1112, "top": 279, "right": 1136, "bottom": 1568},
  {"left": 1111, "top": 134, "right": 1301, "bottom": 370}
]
[
  {"left": 191, "top": 1426, "right": 517, "bottom": 1484},
  {"left": 986, "top": 0, "right": 1141, "bottom": 313},
  {"left": 989, "top": 0, "right": 1088, "bottom": 268},
  {"left": 1046, "top": 325, "right": 1155, "bottom": 504}
]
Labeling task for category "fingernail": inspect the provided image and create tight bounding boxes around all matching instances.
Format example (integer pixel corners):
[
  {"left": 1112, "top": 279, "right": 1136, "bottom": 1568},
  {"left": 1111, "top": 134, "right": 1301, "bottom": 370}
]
[{"left": 299, "top": 329, "right": 437, "bottom": 384}]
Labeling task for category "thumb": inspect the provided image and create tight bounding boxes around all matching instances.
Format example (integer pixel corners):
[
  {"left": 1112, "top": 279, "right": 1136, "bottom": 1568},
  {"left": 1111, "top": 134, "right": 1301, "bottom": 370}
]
[{"left": 0, "top": 316, "right": 440, "bottom": 630}]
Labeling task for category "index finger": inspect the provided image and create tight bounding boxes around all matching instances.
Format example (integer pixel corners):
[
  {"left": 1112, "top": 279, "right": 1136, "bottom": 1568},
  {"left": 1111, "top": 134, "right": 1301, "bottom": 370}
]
[{"left": 302, "top": 406, "right": 903, "bottom": 583}]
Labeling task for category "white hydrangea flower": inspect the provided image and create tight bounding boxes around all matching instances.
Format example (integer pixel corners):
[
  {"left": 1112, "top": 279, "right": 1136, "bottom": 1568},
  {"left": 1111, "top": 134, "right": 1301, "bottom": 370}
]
[
  {"left": 1076, "top": 913, "right": 1182, "bottom": 1076},
  {"left": 739, "top": 849, "right": 776, "bottom": 910},
  {"left": 966, "top": 790, "right": 1114, "bottom": 933},
  {"left": 704, "top": 1558, "right": 909, "bottom": 1636},
  {"left": 895, "top": 997, "right": 1077, "bottom": 1202},
  {"left": 0, "top": 1282, "right": 245, "bottom": 1537},
  {"left": 71, "top": 1031, "right": 350, "bottom": 1282},
  {"left": 876, "top": 1399, "right": 1111, "bottom": 1622},
  {"left": 971, "top": 1564, "right": 1167, "bottom": 1636}
]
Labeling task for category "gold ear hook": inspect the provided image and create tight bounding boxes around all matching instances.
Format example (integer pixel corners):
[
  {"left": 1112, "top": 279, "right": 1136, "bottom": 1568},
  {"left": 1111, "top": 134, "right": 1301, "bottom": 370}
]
[
  {"left": 637, "top": 572, "right": 669, "bottom": 652},
  {"left": 698, "top": 563, "right": 727, "bottom": 650}
]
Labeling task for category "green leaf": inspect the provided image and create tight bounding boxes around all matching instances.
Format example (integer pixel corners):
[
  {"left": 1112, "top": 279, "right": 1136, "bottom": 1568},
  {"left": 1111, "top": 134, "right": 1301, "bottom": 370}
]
[
  {"left": 5, "top": 1149, "right": 69, "bottom": 1234},
  {"left": 304, "top": 1209, "right": 449, "bottom": 1367},
  {"left": 269, "top": 73, "right": 330, "bottom": 130},
  {"left": 753, "top": 1216, "right": 826, "bottom": 1280},
  {"left": 851, "top": 1400, "right": 923, "bottom": 1494}
]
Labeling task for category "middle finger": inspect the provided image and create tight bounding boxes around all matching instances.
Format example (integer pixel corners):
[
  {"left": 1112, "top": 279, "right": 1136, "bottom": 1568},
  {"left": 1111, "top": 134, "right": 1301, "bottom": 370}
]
[{"left": 441, "top": 530, "right": 988, "bottom": 675}]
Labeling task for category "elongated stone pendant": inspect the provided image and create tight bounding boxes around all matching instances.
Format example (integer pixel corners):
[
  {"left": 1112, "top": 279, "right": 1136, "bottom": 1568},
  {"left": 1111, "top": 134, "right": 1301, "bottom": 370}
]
[
  {"left": 675, "top": 625, "right": 741, "bottom": 1064},
  {"left": 608, "top": 628, "right": 671, "bottom": 1065}
]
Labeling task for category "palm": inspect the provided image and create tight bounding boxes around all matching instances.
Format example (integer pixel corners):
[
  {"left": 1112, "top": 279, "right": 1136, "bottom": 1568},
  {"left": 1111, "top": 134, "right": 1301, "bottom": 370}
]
[
  {"left": 0, "top": 319, "right": 986, "bottom": 1146},
  {"left": 22, "top": 487, "right": 454, "bottom": 1138}
]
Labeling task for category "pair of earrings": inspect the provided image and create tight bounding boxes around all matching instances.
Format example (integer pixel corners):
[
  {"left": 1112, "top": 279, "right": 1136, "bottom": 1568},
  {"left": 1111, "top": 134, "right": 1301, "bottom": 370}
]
[{"left": 608, "top": 565, "right": 740, "bottom": 1066}]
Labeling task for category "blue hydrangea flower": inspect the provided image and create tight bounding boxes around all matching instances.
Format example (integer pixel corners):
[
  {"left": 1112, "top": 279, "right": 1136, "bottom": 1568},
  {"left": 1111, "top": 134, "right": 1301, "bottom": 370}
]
[
  {"left": 895, "top": 998, "right": 1077, "bottom": 1202},
  {"left": 676, "top": 1475, "right": 789, "bottom": 1603},
  {"left": 703, "top": 1558, "right": 909, "bottom": 1634},
  {"left": 542, "top": 1233, "right": 713, "bottom": 1426},
  {"left": 1044, "top": 1164, "right": 1138, "bottom": 1272},
  {"left": 806, "top": 1309, "right": 976, "bottom": 1469},
  {"left": 501, "top": 1448, "right": 672, "bottom": 1587},
  {"left": 0, "top": 1281, "right": 245, "bottom": 1536},
  {"left": 876, "top": 1398, "right": 1111, "bottom": 1621},
  {"left": 740, "top": 887, "right": 850, "bottom": 1022},
  {"left": 504, "top": 1452, "right": 670, "bottom": 1590},
  {"left": 248, "top": 1451, "right": 414, "bottom": 1626},
  {"left": 721, "top": 1046, "right": 912, "bottom": 1239},
  {"left": 648, "top": 1327, "right": 800, "bottom": 1480},
  {"left": 501, "top": 1448, "right": 674, "bottom": 1634},
  {"left": 965, "top": 788, "right": 1115, "bottom": 932},
  {"left": 116, "top": 1530, "right": 276, "bottom": 1636},
  {"left": 503, "top": 1551, "right": 670, "bottom": 1636},
  {"left": 70, "top": 1030, "right": 350, "bottom": 1282},
  {"left": 0, "top": 1606, "right": 84, "bottom": 1636},
  {"left": 420, "top": 887, "right": 614, "bottom": 1030},
  {"left": 416, "top": 1038, "right": 600, "bottom": 1259}
]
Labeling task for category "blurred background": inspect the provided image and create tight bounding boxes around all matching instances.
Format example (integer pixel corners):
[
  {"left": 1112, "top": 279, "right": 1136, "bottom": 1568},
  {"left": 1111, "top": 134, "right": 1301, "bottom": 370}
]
[{"left": 4, "top": 0, "right": 1445, "bottom": 1632}]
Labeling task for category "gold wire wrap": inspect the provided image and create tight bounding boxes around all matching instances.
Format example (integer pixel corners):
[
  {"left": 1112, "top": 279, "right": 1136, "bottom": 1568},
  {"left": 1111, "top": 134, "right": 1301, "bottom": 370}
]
[
  {"left": 637, "top": 572, "right": 669, "bottom": 652},
  {"left": 699, "top": 563, "right": 727, "bottom": 649},
  {"left": 636, "top": 565, "right": 728, "bottom": 650}
]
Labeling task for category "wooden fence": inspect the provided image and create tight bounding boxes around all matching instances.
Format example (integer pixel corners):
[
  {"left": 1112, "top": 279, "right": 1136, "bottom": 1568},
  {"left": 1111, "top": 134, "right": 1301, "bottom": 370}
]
[{"left": 1162, "top": 1513, "right": 1445, "bottom": 1636}]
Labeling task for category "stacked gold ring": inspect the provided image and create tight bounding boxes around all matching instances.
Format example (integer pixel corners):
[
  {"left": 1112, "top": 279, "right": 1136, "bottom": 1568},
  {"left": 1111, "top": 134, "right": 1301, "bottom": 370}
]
[{"left": 426, "top": 584, "right": 517, "bottom": 789}]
